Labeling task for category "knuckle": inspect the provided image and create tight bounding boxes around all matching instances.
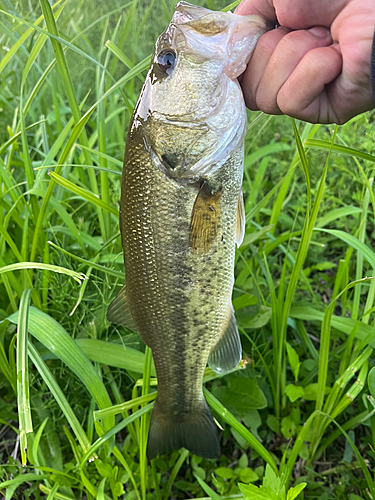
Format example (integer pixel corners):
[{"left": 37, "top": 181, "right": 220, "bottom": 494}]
[
  {"left": 276, "top": 85, "right": 304, "bottom": 117},
  {"left": 243, "top": 88, "right": 259, "bottom": 111},
  {"left": 255, "top": 28, "right": 289, "bottom": 56},
  {"left": 277, "top": 96, "right": 298, "bottom": 117},
  {"left": 335, "top": 113, "right": 349, "bottom": 126},
  {"left": 277, "top": 29, "right": 327, "bottom": 58},
  {"left": 278, "top": 31, "right": 306, "bottom": 54},
  {"left": 256, "top": 92, "right": 279, "bottom": 114},
  {"left": 246, "top": 101, "right": 260, "bottom": 112}
]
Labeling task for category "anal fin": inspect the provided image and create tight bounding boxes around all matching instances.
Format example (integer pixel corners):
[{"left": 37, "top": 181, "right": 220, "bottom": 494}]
[
  {"left": 107, "top": 283, "right": 137, "bottom": 331},
  {"left": 208, "top": 310, "right": 241, "bottom": 374}
]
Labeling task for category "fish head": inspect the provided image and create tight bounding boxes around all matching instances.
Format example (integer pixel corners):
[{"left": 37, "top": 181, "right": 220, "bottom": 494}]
[{"left": 133, "top": 2, "right": 269, "bottom": 179}]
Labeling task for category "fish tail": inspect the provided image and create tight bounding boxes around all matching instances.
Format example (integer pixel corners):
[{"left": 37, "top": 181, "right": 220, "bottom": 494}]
[{"left": 146, "top": 397, "right": 220, "bottom": 460}]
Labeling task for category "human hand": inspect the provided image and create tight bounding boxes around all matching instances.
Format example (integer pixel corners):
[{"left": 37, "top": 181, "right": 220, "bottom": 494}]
[{"left": 236, "top": 0, "right": 375, "bottom": 124}]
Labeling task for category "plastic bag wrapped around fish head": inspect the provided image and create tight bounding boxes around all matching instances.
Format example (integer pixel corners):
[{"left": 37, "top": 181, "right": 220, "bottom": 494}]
[{"left": 132, "top": 2, "right": 269, "bottom": 179}]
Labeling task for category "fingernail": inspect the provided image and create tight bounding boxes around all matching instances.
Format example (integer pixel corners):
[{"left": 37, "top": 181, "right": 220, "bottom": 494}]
[{"left": 309, "top": 26, "right": 331, "bottom": 38}]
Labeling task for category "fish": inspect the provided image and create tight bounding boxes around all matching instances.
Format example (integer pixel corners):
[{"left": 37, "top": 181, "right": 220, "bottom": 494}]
[{"left": 107, "top": 1, "right": 268, "bottom": 460}]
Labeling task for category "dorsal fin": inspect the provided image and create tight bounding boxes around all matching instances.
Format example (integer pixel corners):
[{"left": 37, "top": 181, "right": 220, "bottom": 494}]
[
  {"left": 236, "top": 191, "right": 245, "bottom": 247},
  {"left": 190, "top": 181, "right": 222, "bottom": 254},
  {"left": 107, "top": 283, "right": 137, "bottom": 331},
  {"left": 208, "top": 309, "right": 241, "bottom": 374}
]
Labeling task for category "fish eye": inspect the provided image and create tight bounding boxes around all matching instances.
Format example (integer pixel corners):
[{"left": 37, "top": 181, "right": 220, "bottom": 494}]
[{"left": 157, "top": 50, "right": 176, "bottom": 74}]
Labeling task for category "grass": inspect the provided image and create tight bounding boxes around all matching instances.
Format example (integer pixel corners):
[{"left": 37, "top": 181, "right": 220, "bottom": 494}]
[{"left": 1, "top": 0, "right": 375, "bottom": 498}]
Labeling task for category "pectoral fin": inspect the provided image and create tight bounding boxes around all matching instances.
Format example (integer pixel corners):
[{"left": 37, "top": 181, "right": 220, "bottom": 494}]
[
  {"left": 107, "top": 283, "right": 137, "bottom": 331},
  {"left": 190, "top": 181, "right": 221, "bottom": 254},
  {"left": 208, "top": 310, "right": 241, "bottom": 374},
  {"left": 236, "top": 191, "right": 245, "bottom": 247}
]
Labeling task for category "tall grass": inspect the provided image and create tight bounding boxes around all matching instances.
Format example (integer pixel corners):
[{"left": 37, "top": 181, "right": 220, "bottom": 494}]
[{"left": 1, "top": 0, "right": 375, "bottom": 499}]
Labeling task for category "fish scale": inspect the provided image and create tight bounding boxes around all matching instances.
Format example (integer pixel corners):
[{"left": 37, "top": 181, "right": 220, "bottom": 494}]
[{"left": 108, "top": 1, "right": 269, "bottom": 459}]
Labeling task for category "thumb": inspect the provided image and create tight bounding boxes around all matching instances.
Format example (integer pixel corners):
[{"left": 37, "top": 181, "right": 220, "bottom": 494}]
[{"left": 235, "top": 0, "right": 277, "bottom": 22}]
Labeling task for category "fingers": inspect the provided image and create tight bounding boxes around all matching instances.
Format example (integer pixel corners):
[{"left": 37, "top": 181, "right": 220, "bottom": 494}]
[
  {"left": 277, "top": 45, "right": 342, "bottom": 123},
  {"left": 240, "top": 27, "right": 290, "bottom": 110},
  {"left": 236, "top": 0, "right": 374, "bottom": 124},
  {"left": 241, "top": 26, "right": 337, "bottom": 118},
  {"left": 236, "top": 0, "right": 344, "bottom": 29}
]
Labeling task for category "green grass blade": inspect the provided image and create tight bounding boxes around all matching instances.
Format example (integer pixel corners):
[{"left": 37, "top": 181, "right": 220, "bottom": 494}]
[
  {"left": 315, "top": 278, "right": 375, "bottom": 415},
  {"left": 35, "top": 163, "right": 122, "bottom": 175},
  {"left": 305, "top": 138, "right": 375, "bottom": 163},
  {"left": 0, "top": 262, "right": 86, "bottom": 284},
  {"left": 79, "top": 403, "right": 154, "bottom": 467},
  {"left": 105, "top": 40, "right": 143, "bottom": 80},
  {"left": 28, "top": 342, "right": 92, "bottom": 453},
  {"left": 74, "top": 338, "right": 153, "bottom": 374},
  {"left": 77, "top": 145, "right": 123, "bottom": 167},
  {"left": 320, "top": 413, "right": 375, "bottom": 496},
  {"left": 8, "top": 307, "right": 115, "bottom": 433},
  {"left": 244, "top": 143, "right": 291, "bottom": 173},
  {"left": 16, "top": 289, "right": 33, "bottom": 465},
  {"left": 0, "top": 341, "right": 16, "bottom": 392},
  {"left": 39, "top": 484, "right": 75, "bottom": 500},
  {"left": 331, "top": 359, "right": 368, "bottom": 419},
  {"left": 316, "top": 206, "right": 362, "bottom": 228},
  {"left": 292, "top": 119, "right": 311, "bottom": 210},
  {"left": 0, "top": 8, "right": 106, "bottom": 73},
  {"left": 19, "top": 87, "right": 38, "bottom": 219},
  {"left": 48, "top": 199, "right": 85, "bottom": 249},
  {"left": 39, "top": 0, "right": 106, "bottom": 238},
  {"left": 315, "top": 228, "right": 375, "bottom": 269},
  {"left": 140, "top": 347, "right": 153, "bottom": 500},
  {"left": 353, "top": 179, "right": 372, "bottom": 319},
  {"left": 203, "top": 388, "right": 278, "bottom": 473},
  {"left": 48, "top": 241, "right": 125, "bottom": 279},
  {"left": 164, "top": 449, "right": 189, "bottom": 500},
  {"left": 112, "top": 446, "right": 141, "bottom": 500},
  {"left": 0, "top": 0, "right": 64, "bottom": 74},
  {"left": 316, "top": 409, "right": 374, "bottom": 460},
  {"left": 96, "top": 55, "right": 151, "bottom": 104},
  {"left": 194, "top": 474, "right": 222, "bottom": 500},
  {"left": 290, "top": 305, "right": 375, "bottom": 346},
  {"left": 20, "top": 3, "right": 65, "bottom": 91},
  {"left": 0, "top": 120, "right": 47, "bottom": 157},
  {"left": 45, "top": 482, "right": 59, "bottom": 500},
  {"left": 222, "top": 0, "right": 241, "bottom": 11},
  {"left": 286, "top": 410, "right": 320, "bottom": 484},
  {"left": 48, "top": 171, "right": 118, "bottom": 216},
  {"left": 0, "top": 224, "right": 24, "bottom": 261},
  {"left": 93, "top": 393, "right": 157, "bottom": 421},
  {"left": 0, "top": 474, "right": 51, "bottom": 491},
  {"left": 30, "top": 103, "right": 96, "bottom": 261},
  {"left": 31, "top": 417, "right": 49, "bottom": 467}
]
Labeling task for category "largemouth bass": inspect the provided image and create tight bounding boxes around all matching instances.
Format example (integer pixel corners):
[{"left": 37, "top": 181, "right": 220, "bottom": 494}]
[{"left": 108, "top": 1, "right": 268, "bottom": 459}]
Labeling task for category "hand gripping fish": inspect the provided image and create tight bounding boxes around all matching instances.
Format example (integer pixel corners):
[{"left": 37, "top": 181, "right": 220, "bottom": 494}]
[{"left": 107, "top": 2, "right": 268, "bottom": 459}]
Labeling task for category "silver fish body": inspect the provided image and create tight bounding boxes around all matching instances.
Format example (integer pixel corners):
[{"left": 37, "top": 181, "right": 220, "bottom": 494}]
[{"left": 108, "top": 2, "right": 268, "bottom": 459}]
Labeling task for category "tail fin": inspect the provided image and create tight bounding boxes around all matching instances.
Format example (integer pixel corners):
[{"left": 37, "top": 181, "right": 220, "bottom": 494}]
[{"left": 147, "top": 398, "right": 220, "bottom": 460}]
